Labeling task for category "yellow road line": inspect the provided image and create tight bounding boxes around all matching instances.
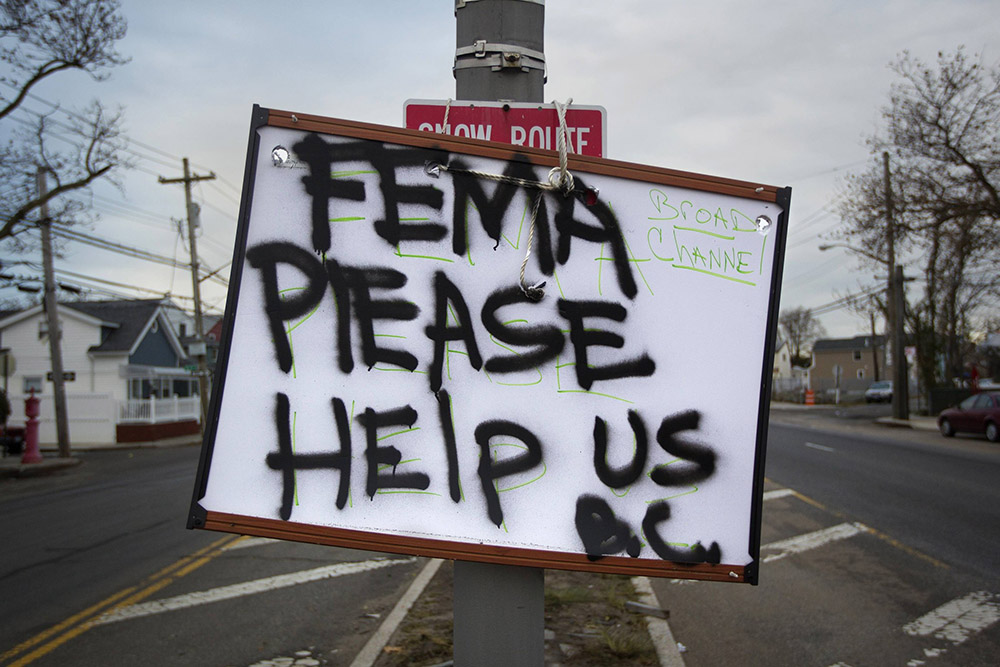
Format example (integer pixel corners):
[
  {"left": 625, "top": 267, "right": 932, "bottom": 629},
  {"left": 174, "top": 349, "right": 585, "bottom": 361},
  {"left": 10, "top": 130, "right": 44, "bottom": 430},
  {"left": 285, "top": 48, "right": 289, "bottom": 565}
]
[
  {"left": 762, "top": 478, "right": 949, "bottom": 570},
  {"left": 2, "top": 534, "right": 243, "bottom": 667},
  {"left": 0, "top": 586, "right": 138, "bottom": 663}
]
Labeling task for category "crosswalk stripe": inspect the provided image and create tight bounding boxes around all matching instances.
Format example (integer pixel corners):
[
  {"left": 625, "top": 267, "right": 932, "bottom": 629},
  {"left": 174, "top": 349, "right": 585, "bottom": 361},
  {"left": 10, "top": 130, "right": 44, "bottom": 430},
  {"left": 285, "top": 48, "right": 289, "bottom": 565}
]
[
  {"left": 761, "top": 522, "right": 868, "bottom": 563},
  {"left": 763, "top": 488, "right": 795, "bottom": 501},
  {"left": 903, "top": 591, "right": 1000, "bottom": 644}
]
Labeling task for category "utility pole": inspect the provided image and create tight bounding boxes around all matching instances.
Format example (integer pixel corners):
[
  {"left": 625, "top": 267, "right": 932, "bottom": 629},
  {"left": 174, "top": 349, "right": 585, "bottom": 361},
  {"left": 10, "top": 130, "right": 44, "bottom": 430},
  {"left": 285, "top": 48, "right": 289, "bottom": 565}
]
[
  {"left": 893, "top": 264, "right": 910, "bottom": 418},
  {"left": 870, "top": 311, "right": 880, "bottom": 382},
  {"left": 453, "top": 2, "right": 545, "bottom": 666},
  {"left": 882, "top": 152, "right": 908, "bottom": 420},
  {"left": 159, "top": 158, "right": 215, "bottom": 432},
  {"left": 38, "top": 167, "right": 71, "bottom": 458}
]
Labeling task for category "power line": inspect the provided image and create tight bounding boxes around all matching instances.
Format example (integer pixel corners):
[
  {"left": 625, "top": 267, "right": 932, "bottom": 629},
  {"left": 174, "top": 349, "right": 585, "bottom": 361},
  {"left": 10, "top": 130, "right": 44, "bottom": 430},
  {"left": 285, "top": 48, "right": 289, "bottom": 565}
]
[
  {"left": 46, "top": 223, "right": 229, "bottom": 287},
  {"left": 4, "top": 95, "right": 237, "bottom": 223},
  {"left": 779, "top": 158, "right": 868, "bottom": 185},
  {"left": 3, "top": 87, "right": 241, "bottom": 199},
  {"left": 810, "top": 284, "right": 886, "bottom": 316},
  {"left": 52, "top": 266, "right": 195, "bottom": 302},
  {"left": 51, "top": 224, "right": 189, "bottom": 270}
]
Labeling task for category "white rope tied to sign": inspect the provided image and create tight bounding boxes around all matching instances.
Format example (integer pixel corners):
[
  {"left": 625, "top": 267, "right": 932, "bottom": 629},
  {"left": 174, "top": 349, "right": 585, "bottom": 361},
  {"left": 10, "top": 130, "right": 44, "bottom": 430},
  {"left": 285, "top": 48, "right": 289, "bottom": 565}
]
[
  {"left": 552, "top": 97, "right": 574, "bottom": 191},
  {"left": 440, "top": 98, "right": 452, "bottom": 134},
  {"left": 425, "top": 98, "right": 577, "bottom": 301}
]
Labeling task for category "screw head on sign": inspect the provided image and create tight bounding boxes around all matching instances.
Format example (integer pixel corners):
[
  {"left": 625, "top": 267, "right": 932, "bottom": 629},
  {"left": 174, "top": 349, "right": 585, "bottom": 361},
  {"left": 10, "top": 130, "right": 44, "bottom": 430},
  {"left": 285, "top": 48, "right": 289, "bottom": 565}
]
[
  {"left": 271, "top": 146, "right": 289, "bottom": 167},
  {"left": 424, "top": 162, "right": 442, "bottom": 179}
]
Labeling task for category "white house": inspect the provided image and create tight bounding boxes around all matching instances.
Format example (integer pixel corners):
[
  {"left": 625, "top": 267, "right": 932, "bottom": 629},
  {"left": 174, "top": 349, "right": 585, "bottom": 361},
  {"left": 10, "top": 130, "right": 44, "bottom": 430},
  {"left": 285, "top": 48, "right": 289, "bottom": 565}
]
[
  {"left": 0, "top": 298, "right": 202, "bottom": 445},
  {"left": 772, "top": 338, "right": 808, "bottom": 394},
  {"left": 773, "top": 338, "right": 793, "bottom": 380}
]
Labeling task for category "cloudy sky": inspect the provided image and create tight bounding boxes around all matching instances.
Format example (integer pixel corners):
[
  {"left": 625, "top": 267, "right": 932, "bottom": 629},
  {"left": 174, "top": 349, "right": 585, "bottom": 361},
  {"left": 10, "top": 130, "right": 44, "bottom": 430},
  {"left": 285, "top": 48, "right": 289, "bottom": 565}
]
[{"left": 5, "top": 0, "right": 999, "bottom": 338}]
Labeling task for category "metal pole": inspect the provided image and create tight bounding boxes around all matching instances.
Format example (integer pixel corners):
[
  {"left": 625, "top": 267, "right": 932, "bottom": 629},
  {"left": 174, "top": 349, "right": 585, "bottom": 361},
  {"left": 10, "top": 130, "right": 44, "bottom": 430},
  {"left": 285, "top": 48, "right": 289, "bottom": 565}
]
[
  {"left": 455, "top": 0, "right": 545, "bottom": 102},
  {"left": 38, "top": 168, "right": 71, "bottom": 457},
  {"left": 453, "top": 2, "right": 545, "bottom": 665}
]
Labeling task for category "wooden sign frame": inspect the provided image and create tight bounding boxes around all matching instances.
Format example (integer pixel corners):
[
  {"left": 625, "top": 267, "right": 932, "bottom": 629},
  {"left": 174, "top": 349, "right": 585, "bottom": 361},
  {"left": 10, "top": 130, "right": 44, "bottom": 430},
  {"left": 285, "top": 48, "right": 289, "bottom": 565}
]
[{"left": 189, "top": 105, "right": 790, "bottom": 584}]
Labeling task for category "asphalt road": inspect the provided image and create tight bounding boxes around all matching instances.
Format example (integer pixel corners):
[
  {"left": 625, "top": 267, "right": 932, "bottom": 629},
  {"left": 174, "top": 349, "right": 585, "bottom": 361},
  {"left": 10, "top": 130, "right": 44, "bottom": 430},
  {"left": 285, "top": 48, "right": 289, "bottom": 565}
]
[
  {"left": 0, "top": 447, "right": 421, "bottom": 666},
  {"left": 651, "top": 406, "right": 1000, "bottom": 666},
  {"left": 2, "top": 406, "right": 998, "bottom": 666},
  {"left": 0, "top": 448, "right": 219, "bottom": 650},
  {"left": 766, "top": 419, "right": 1000, "bottom": 580}
]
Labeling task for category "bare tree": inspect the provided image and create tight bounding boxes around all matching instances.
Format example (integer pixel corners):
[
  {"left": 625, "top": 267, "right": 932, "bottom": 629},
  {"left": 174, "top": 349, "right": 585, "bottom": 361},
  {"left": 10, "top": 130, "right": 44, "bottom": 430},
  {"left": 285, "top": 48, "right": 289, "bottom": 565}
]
[
  {"left": 835, "top": 48, "right": 1000, "bottom": 389},
  {"left": 0, "top": 0, "right": 128, "bottom": 241},
  {"left": 779, "top": 307, "right": 826, "bottom": 366}
]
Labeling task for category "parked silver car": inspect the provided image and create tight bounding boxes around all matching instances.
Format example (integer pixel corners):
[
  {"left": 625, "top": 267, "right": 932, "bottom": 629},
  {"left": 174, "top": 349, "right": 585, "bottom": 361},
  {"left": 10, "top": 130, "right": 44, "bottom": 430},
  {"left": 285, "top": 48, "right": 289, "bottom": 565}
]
[{"left": 864, "top": 380, "right": 893, "bottom": 403}]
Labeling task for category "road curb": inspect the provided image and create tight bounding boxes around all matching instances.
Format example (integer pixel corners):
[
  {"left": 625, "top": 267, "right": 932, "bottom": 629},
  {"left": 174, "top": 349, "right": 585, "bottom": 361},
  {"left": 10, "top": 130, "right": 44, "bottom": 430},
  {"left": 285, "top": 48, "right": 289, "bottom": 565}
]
[
  {"left": 632, "top": 576, "right": 686, "bottom": 667},
  {"left": 0, "top": 457, "right": 81, "bottom": 478}
]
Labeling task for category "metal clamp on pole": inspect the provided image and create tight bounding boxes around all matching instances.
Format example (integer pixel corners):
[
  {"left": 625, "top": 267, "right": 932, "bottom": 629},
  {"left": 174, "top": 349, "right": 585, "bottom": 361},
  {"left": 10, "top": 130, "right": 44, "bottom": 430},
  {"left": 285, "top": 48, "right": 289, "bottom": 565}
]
[
  {"left": 454, "top": 41, "right": 547, "bottom": 78},
  {"left": 456, "top": 0, "right": 544, "bottom": 8}
]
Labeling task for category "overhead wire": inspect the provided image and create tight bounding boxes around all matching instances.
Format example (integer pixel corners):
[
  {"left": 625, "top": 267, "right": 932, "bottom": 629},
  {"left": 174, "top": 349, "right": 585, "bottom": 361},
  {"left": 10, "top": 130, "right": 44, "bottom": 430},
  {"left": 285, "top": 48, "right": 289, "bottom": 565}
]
[{"left": 4, "top": 99, "right": 236, "bottom": 299}]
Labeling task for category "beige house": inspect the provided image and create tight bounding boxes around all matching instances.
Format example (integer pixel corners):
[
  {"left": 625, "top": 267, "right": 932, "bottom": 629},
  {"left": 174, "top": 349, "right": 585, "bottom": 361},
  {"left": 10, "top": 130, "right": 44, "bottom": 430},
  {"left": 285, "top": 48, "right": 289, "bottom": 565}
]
[{"left": 810, "top": 335, "right": 888, "bottom": 395}]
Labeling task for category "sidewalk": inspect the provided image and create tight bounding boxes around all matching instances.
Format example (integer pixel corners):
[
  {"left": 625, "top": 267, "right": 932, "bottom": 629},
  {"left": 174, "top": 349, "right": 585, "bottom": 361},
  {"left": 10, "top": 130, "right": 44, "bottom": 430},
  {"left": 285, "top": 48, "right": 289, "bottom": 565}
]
[
  {"left": 770, "top": 401, "right": 940, "bottom": 431},
  {"left": 0, "top": 434, "right": 201, "bottom": 478}
]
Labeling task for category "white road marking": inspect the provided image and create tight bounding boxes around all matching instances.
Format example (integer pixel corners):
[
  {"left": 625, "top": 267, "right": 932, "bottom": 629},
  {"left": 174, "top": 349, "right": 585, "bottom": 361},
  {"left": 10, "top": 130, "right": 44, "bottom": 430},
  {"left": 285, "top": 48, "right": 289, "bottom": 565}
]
[
  {"left": 761, "top": 522, "right": 868, "bottom": 563},
  {"left": 223, "top": 536, "right": 279, "bottom": 551},
  {"left": 349, "top": 559, "right": 443, "bottom": 667},
  {"left": 763, "top": 488, "right": 795, "bottom": 501},
  {"left": 903, "top": 591, "right": 1000, "bottom": 644},
  {"left": 93, "top": 557, "right": 415, "bottom": 625},
  {"left": 804, "top": 441, "right": 835, "bottom": 452}
]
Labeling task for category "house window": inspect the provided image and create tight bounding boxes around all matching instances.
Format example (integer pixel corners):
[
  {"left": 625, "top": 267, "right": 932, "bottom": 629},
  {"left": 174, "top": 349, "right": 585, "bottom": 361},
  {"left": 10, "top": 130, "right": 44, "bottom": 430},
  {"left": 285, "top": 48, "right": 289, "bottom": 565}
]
[
  {"left": 23, "top": 376, "right": 43, "bottom": 393},
  {"left": 853, "top": 350, "right": 862, "bottom": 361},
  {"left": 129, "top": 377, "right": 181, "bottom": 399},
  {"left": 857, "top": 369, "right": 865, "bottom": 379}
]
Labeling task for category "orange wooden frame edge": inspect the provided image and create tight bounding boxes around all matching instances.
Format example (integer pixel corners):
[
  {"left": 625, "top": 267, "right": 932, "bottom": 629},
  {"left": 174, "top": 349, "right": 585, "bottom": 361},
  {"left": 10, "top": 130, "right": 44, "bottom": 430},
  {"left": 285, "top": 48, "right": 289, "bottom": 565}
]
[
  {"left": 204, "top": 510, "right": 747, "bottom": 583},
  {"left": 263, "top": 107, "right": 783, "bottom": 205}
]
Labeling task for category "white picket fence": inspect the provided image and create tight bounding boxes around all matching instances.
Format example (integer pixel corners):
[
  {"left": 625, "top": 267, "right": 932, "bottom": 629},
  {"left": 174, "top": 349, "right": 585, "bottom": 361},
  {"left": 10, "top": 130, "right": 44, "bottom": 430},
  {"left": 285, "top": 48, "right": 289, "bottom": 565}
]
[
  {"left": 6, "top": 393, "right": 116, "bottom": 445},
  {"left": 118, "top": 396, "right": 201, "bottom": 424},
  {"left": 772, "top": 377, "right": 809, "bottom": 393},
  {"left": 5, "top": 394, "right": 201, "bottom": 446}
]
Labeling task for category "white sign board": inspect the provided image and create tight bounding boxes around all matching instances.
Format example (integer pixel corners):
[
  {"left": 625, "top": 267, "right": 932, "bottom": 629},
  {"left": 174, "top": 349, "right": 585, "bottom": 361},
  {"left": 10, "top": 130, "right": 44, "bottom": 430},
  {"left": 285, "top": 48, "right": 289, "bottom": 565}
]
[{"left": 190, "top": 106, "right": 790, "bottom": 583}]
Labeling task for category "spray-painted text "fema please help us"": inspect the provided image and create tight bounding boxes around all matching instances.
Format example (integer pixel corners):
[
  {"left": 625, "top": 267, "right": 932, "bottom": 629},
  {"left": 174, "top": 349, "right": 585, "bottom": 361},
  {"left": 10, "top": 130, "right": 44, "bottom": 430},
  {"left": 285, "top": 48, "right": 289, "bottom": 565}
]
[{"left": 244, "top": 133, "right": 721, "bottom": 564}]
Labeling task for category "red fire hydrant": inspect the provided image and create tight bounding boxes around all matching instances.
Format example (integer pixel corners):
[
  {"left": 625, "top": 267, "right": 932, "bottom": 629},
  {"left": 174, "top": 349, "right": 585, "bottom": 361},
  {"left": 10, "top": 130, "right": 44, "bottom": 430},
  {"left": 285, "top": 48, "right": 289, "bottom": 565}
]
[{"left": 21, "top": 389, "right": 42, "bottom": 464}]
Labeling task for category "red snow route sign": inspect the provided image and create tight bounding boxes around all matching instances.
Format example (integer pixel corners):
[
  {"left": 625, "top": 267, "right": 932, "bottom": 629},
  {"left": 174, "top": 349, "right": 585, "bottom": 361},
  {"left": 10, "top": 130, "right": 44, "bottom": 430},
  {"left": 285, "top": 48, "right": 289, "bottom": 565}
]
[{"left": 404, "top": 99, "right": 606, "bottom": 157}]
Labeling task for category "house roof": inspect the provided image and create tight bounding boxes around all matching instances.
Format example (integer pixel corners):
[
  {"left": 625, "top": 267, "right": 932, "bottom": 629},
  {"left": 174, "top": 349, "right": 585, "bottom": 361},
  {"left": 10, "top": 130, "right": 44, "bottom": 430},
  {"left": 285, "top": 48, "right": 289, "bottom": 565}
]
[
  {"left": 61, "top": 299, "right": 170, "bottom": 354},
  {"left": 0, "top": 301, "right": 114, "bottom": 331},
  {"left": 813, "top": 335, "right": 886, "bottom": 352}
]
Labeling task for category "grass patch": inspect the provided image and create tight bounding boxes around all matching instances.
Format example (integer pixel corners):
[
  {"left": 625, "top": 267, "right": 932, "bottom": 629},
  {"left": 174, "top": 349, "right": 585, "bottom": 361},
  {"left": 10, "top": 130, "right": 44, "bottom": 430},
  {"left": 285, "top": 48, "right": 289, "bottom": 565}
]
[
  {"left": 601, "top": 625, "right": 655, "bottom": 657},
  {"left": 545, "top": 584, "right": 598, "bottom": 608}
]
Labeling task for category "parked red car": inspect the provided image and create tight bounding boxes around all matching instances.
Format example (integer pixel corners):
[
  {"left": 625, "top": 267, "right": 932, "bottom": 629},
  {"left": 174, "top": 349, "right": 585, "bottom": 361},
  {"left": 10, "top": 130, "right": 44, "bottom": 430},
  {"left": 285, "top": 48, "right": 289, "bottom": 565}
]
[{"left": 937, "top": 392, "right": 1000, "bottom": 442}]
